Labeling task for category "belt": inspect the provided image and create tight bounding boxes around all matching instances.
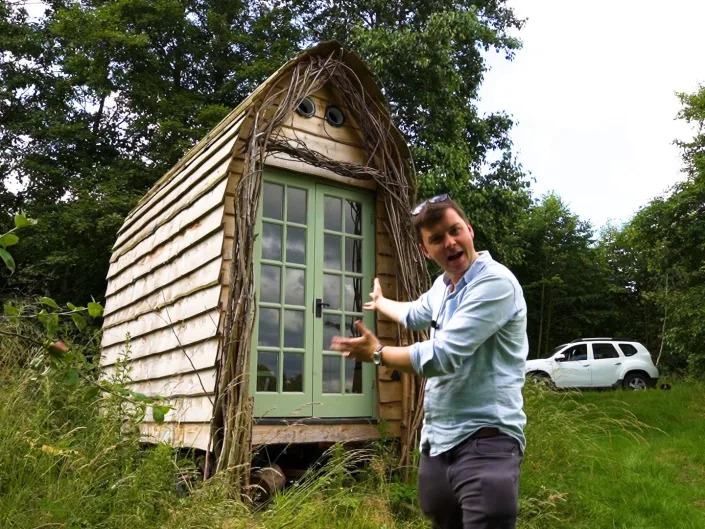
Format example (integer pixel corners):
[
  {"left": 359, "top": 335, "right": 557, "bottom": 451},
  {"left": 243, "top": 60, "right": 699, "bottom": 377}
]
[
  {"left": 421, "top": 427, "right": 505, "bottom": 455},
  {"left": 469, "top": 427, "right": 502, "bottom": 439}
]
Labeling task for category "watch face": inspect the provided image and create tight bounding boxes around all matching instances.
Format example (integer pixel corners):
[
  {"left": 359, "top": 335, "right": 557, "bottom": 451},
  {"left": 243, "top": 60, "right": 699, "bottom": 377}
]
[{"left": 373, "top": 351, "right": 381, "bottom": 365}]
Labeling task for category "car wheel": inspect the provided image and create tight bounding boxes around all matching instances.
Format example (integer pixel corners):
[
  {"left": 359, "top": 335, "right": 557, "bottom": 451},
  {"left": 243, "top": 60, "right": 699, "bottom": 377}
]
[
  {"left": 527, "top": 372, "right": 555, "bottom": 390},
  {"left": 623, "top": 373, "right": 648, "bottom": 390}
]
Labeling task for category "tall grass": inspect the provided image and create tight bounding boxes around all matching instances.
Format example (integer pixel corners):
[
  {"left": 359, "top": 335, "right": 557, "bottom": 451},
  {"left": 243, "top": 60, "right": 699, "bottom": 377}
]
[{"left": 2, "top": 316, "right": 702, "bottom": 528}]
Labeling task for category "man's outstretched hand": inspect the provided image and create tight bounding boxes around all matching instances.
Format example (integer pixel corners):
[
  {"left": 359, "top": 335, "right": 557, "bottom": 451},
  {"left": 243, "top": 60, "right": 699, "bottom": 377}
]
[
  {"left": 363, "top": 278, "right": 383, "bottom": 312},
  {"left": 330, "top": 320, "right": 380, "bottom": 363}
]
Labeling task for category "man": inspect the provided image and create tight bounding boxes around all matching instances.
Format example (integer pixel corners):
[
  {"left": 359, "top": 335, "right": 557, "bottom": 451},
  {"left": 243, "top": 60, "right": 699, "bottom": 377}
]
[{"left": 331, "top": 195, "right": 528, "bottom": 529}]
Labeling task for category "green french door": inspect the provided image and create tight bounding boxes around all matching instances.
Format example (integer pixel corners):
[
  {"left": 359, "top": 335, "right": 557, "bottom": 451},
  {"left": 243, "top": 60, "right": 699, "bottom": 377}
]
[{"left": 251, "top": 170, "right": 376, "bottom": 418}]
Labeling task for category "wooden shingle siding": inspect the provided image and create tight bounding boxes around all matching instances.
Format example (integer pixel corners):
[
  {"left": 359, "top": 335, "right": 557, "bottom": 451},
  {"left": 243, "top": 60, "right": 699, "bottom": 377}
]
[
  {"left": 107, "top": 184, "right": 229, "bottom": 288},
  {"left": 103, "top": 255, "right": 222, "bottom": 326},
  {"left": 102, "top": 284, "right": 222, "bottom": 347},
  {"left": 146, "top": 394, "right": 215, "bottom": 423},
  {"left": 101, "top": 308, "right": 221, "bottom": 365},
  {"left": 101, "top": 337, "right": 220, "bottom": 378},
  {"left": 375, "top": 195, "right": 404, "bottom": 431},
  {"left": 116, "top": 113, "right": 245, "bottom": 242},
  {"left": 104, "top": 205, "right": 227, "bottom": 298},
  {"left": 141, "top": 422, "right": 211, "bottom": 451},
  {"left": 104, "top": 231, "right": 231, "bottom": 311},
  {"left": 126, "top": 367, "right": 218, "bottom": 398},
  {"left": 110, "top": 166, "right": 232, "bottom": 269}
]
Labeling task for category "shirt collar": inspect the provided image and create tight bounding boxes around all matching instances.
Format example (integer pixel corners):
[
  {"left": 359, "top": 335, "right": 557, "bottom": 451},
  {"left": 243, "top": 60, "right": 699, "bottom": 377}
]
[{"left": 443, "top": 251, "right": 492, "bottom": 288}]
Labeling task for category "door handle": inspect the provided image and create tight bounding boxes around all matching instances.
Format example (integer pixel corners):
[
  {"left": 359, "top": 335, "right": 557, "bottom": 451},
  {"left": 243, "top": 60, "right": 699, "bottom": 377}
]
[
  {"left": 315, "top": 298, "right": 330, "bottom": 318},
  {"left": 614, "top": 362, "right": 622, "bottom": 365}
]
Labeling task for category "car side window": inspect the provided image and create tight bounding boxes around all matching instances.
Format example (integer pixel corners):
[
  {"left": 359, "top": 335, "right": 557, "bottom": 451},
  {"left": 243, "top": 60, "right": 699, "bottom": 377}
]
[
  {"left": 592, "top": 343, "right": 620, "bottom": 360},
  {"left": 618, "top": 343, "right": 638, "bottom": 357},
  {"left": 557, "top": 344, "right": 588, "bottom": 362}
]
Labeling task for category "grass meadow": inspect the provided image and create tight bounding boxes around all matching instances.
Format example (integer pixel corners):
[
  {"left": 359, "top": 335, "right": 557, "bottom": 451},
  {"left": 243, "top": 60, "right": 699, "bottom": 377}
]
[{"left": 0, "top": 328, "right": 703, "bottom": 529}]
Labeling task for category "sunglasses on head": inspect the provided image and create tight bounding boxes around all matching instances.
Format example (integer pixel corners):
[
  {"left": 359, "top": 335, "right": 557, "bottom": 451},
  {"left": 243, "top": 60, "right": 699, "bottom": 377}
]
[{"left": 411, "top": 194, "right": 451, "bottom": 216}]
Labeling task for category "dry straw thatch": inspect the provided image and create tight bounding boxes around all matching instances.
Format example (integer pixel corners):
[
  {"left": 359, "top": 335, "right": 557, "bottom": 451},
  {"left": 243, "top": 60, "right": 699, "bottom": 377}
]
[{"left": 207, "top": 46, "right": 429, "bottom": 495}]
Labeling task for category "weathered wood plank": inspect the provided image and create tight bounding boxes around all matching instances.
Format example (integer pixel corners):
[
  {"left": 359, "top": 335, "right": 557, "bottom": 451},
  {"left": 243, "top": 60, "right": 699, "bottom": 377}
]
[
  {"left": 100, "top": 309, "right": 221, "bottom": 365},
  {"left": 106, "top": 207, "right": 226, "bottom": 296},
  {"left": 140, "top": 422, "right": 211, "bottom": 451},
  {"left": 105, "top": 230, "right": 228, "bottom": 305},
  {"left": 110, "top": 179, "right": 228, "bottom": 275},
  {"left": 126, "top": 367, "right": 217, "bottom": 398},
  {"left": 144, "top": 395, "right": 215, "bottom": 423},
  {"left": 283, "top": 112, "right": 365, "bottom": 148},
  {"left": 379, "top": 402, "right": 402, "bottom": 421},
  {"left": 251, "top": 421, "right": 400, "bottom": 446},
  {"left": 102, "top": 284, "right": 222, "bottom": 347},
  {"left": 113, "top": 156, "right": 232, "bottom": 258},
  {"left": 100, "top": 337, "right": 220, "bottom": 377},
  {"left": 379, "top": 380, "right": 403, "bottom": 403},
  {"left": 264, "top": 153, "right": 376, "bottom": 190},
  {"left": 122, "top": 113, "right": 244, "bottom": 235},
  {"left": 104, "top": 257, "right": 222, "bottom": 327},
  {"left": 271, "top": 126, "right": 370, "bottom": 166}
]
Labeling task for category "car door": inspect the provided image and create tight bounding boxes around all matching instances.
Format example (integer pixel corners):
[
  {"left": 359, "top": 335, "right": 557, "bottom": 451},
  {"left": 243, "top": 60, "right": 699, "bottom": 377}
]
[
  {"left": 588, "top": 342, "right": 622, "bottom": 387},
  {"left": 552, "top": 344, "right": 591, "bottom": 388}
]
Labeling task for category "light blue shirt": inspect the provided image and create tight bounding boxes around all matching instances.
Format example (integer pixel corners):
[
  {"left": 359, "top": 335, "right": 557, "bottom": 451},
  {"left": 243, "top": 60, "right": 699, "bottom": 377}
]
[{"left": 398, "top": 251, "right": 528, "bottom": 455}]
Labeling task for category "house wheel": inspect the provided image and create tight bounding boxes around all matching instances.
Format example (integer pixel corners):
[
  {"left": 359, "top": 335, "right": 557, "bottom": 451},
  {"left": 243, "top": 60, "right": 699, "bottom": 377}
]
[
  {"left": 250, "top": 463, "right": 286, "bottom": 502},
  {"left": 623, "top": 373, "right": 648, "bottom": 390}
]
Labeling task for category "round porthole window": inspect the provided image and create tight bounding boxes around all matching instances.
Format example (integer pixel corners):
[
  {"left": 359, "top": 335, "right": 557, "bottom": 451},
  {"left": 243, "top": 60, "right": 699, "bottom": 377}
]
[
  {"left": 296, "top": 97, "right": 316, "bottom": 118},
  {"left": 325, "top": 105, "right": 345, "bottom": 127}
]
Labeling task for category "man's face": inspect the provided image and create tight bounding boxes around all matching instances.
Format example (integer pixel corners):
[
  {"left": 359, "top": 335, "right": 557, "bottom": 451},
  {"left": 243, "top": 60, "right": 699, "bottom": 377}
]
[{"left": 418, "top": 208, "right": 477, "bottom": 283}]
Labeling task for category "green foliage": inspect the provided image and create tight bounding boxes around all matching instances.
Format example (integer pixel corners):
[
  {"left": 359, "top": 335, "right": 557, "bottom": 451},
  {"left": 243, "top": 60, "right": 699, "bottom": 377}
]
[
  {"left": 309, "top": 0, "right": 531, "bottom": 265},
  {"left": 513, "top": 193, "right": 613, "bottom": 357},
  {"left": 1, "top": 0, "right": 530, "bottom": 303}
]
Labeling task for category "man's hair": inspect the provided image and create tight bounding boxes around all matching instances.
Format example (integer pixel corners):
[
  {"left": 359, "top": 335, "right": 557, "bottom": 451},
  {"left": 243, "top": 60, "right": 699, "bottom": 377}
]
[{"left": 411, "top": 197, "right": 470, "bottom": 243}]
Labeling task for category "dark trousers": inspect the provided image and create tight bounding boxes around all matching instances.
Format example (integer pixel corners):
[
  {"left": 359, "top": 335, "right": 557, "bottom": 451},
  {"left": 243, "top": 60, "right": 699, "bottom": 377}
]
[{"left": 418, "top": 433, "right": 523, "bottom": 529}]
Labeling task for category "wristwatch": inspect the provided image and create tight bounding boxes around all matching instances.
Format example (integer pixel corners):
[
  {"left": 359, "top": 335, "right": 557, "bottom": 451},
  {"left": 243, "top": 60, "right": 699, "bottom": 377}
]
[{"left": 372, "top": 345, "right": 385, "bottom": 366}]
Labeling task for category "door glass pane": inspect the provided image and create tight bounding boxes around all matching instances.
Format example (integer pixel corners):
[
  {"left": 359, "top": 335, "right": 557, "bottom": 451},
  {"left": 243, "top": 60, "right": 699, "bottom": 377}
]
[
  {"left": 345, "top": 357, "right": 362, "bottom": 394},
  {"left": 259, "top": 265, "right": 281, "bottom": 303},
  {"left": 284, "top": 310, "right": 304, "bottom": 349},
  {"left": 287, "top": 187, "right": 307, "bottom": 224},
  {"left": 324, "top": 234, "right": 342, "bottom": 270},
  {"left": 263, "top": 183, "right": 283, "bottom": 220},
  {"left": 323, "top": 274, "right": 341, "bottom": 310},
  {"left": 285, "top": 268, "right": 305, "bottom": 306},
  {"left": 345, "top": 277, "right": 362, "bottom": 312},
  {"left": 345, "top": 316, "right": 361, "bottom": 338},
  {"left": 283, "top": 353, "right": 303, "bottom": 392},
  {"left": 345, "top": 238, "right": 362, "bottom": 273},
  {"left": 258, "top": 308, "right": 280, "bottom": 347},
  {"left": 324, "top": 196, "right": 342, "bottom": 231},
  {"left": 322, "top": 356, "right": 341, "bottom": 393},
  {"left": 262, "top": 223, "right": 282, "bottom": 261},
  {"left": 286, "top": 226, "right": 306, "bottom": 264},
  {"left": 345, "top": 200, "right": 362, "bottom": 235},
  {"left": 323, "top": 314, "right": 341, "bottom": 350},
  {"left": 256, "top": 351, "right": 278, "bottom": 392}
]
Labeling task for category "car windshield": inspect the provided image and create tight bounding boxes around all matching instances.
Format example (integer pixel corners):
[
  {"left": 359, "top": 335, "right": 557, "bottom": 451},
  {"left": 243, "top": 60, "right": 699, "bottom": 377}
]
[{"left": 544, "top": 344, "right": 566, "bottom": 359}]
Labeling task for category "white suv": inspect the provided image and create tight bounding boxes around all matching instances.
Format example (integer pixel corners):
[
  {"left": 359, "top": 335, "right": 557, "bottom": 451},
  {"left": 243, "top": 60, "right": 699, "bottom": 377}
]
[{"left": 525, "top": 338, "right": 659, "bottom": 390}]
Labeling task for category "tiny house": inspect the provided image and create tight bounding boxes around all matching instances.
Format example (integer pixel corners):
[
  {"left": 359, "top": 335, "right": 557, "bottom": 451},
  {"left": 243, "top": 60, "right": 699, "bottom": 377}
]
[{"left": 100, "top": 42, "right": 428, "bottom": 477}]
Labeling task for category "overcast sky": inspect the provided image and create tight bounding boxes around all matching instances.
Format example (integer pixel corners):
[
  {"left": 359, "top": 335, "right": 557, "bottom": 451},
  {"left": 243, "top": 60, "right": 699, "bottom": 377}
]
[{"left": 478, "top": 0, "right": 705, "bottom": 231}]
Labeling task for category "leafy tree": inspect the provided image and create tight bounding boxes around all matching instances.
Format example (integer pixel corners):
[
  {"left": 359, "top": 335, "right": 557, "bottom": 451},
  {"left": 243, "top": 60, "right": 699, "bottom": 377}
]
[
  {"left": 2, "top": 0, "right": 529, "bottom": 305},
  {"left": 515, "top": 193, "right": 612, "bottom": 358},
  {"left": 1, "top": 0, "right": 303, "bottom": 301},
  {"left": 599, "top": 85, "right": 705, "bottom": 376},
  {"left": 309, "top": 0, "right": 531, "bottom": 265}
]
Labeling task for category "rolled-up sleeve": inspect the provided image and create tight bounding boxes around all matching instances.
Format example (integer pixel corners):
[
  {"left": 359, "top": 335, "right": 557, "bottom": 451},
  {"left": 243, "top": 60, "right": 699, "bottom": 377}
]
[
  {"left": 398, "top": 290, "right": 434, "bottom": 331},
  {"left": 409, "top": 275, "right": 518, "bottom": 377}
]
